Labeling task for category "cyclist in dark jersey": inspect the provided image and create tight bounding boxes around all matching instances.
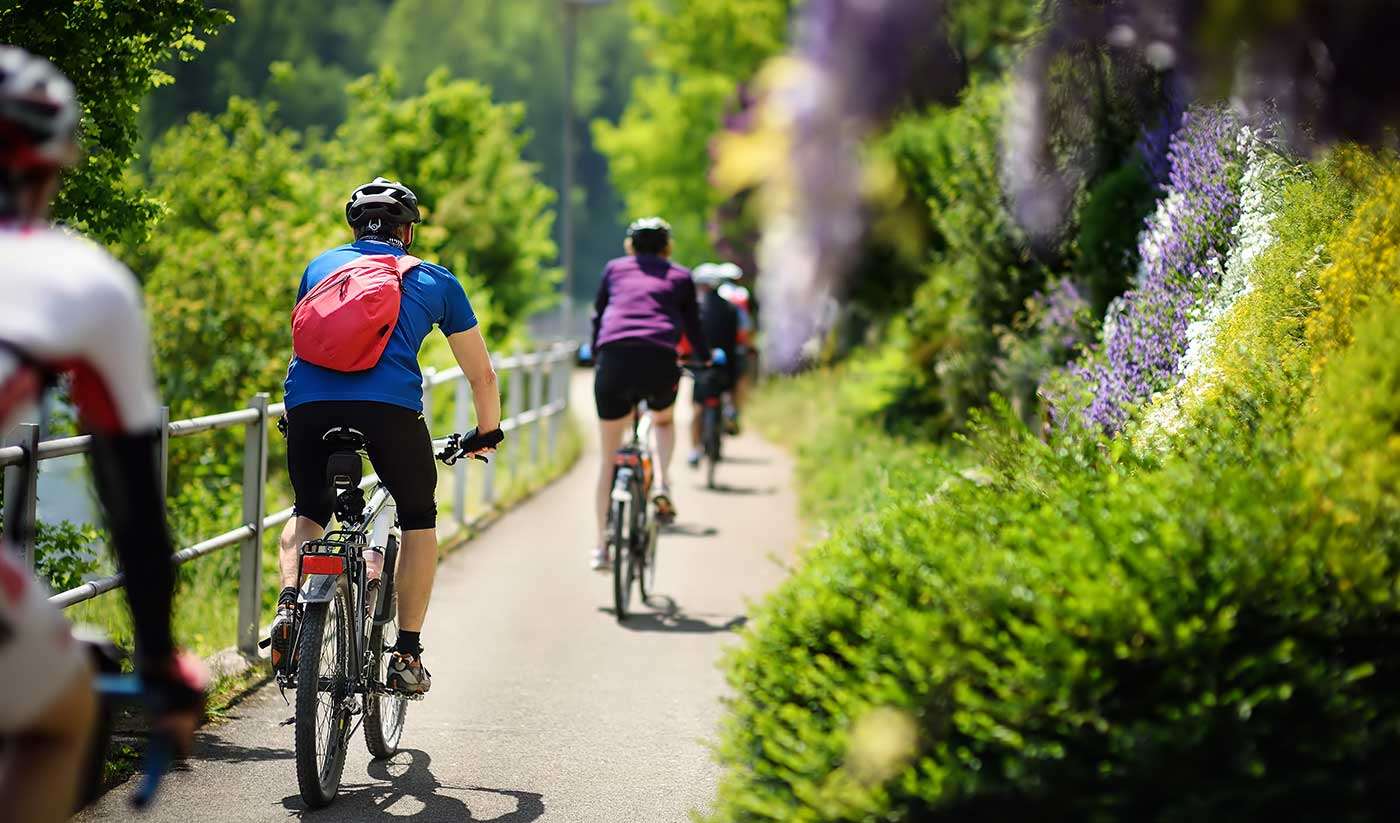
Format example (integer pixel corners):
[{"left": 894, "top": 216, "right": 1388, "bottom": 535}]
[
  {"left": 683, "top": 264, "right": 741, "bottom": 467},
  {"left": 589, "top": 218, "right": 711, "bottom": 570}
]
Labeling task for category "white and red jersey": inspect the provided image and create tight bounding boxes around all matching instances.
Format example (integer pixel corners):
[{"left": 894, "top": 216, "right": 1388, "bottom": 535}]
[
  {"left": 0, "top": 223, "right": 161, "bottom": 732},
  {"left": 0, "top": 224, "right": 162, "bottom": 435}
]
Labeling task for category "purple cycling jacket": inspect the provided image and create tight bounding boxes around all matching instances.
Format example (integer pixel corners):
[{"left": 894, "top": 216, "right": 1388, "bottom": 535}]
[{"left": 591, "top": 254, "right": 709, "bottom": 354}]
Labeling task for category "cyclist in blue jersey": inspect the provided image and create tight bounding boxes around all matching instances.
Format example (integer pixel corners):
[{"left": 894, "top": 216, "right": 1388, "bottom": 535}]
[{"left": 272, "top": 178, "right": 502, "bottom": 696}]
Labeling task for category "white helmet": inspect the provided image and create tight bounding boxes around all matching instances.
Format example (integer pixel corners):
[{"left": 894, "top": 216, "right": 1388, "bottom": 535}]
[
  {"left": 693, "top": 262, "right": 736, "bottom": 287},
  {"left": 0, "top": 47, "right": 80, "bottom": 172}
]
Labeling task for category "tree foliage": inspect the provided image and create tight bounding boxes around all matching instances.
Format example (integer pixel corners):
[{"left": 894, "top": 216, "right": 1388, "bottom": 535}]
[
  {"left": 145, "top": 0, "right": 642, "bottom": 301},
  {"left": 0, "top": 0, "right": 230, "bottom": 243},
  {"left": 594, "top": 0, "right": 793, "bottom": 264},
  {"left": 338, "top": 71, "right": 559, "bottom": 340}
]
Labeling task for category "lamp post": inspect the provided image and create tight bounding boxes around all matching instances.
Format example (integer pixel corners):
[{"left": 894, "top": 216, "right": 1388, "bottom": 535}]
[{"left": 561, "top": 0, "right": 613, "bottom": 339}]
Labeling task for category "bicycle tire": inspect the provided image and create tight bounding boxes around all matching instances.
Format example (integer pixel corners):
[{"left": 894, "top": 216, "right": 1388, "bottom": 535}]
[
  {"left": 76, "top": 704, "right": 114, "bottom": 809},
  {"left": 295, "top": 576, "right": 352, "bottom": 808},
  {"left": 639, "top": 487, "right": 659, "bottom": 602},
  {"left": 364, "top": 535, "right": 407, "bottom": 759},
  {"left": 611, "top": 494, "right": 632, "bottom": 621},
  {"left": 704, "top": 406, "right": 721, "bottom": 489}
]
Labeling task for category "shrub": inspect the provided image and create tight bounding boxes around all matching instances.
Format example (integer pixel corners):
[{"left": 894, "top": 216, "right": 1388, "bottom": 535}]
[
  {"left": 880, "top": 83, "right": 1058, "bottom": 433},
  {"left": 710, "top": 389, "right": 1400, "bottom": 821}
]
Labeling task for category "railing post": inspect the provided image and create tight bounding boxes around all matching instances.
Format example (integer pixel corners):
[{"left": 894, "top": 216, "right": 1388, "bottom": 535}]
[
  {"left": 237, "top": 393, "right": 269, "bottom": 657},
  {"left": 3, "top": 423, "right": 39, "bottom": 571},
  {"left": 530, "top": 352, "right": 545, "bottom": 467},
  {"left": 158, "top": 405, "right": 170, "bottom": 514},
  {"left": 547, "top": 349, "right": 561, "bottom": 459},
  {"left": 508, "top": 360, "right": 525, "bottom": 484},
  {"left": 453, "top": 377, "right": 470, "bottom": 527}
]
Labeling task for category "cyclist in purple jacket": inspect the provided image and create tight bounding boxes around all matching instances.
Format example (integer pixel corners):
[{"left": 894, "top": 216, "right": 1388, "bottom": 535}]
[{"left": 589, "top": 218, "right": 711, "bottom": 571}]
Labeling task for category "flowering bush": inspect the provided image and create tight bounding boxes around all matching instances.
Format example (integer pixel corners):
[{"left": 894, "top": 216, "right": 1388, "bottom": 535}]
[
  {"left": 1135, "top": 125, "right": 1297, "bottom": 441},
  {"left": 1068, "top": 106, "right": 1243, "bottom": 431}
]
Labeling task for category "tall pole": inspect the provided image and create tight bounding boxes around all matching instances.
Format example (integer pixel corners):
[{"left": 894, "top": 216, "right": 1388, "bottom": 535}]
[{"left": 561, "top": 2, "right": 579, "bottom": 339}]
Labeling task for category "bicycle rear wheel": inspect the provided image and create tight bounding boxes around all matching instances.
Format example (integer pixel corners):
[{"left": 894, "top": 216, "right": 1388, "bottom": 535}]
[
  {"left": 295, "top": 576, "right": 352, "bottom": 808},
  {"left": 611, "top": 492, "right": 633, "bottom": 622},
  {"left": 703, "top": 406, "right": 722, "bottom": 489},
  {"left": 365, "top": 537, "right": 407, "bottom": 759}
]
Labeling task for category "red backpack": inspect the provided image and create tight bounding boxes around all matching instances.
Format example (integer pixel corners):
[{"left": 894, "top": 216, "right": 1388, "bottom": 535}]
[{"left": 291, "top": 253, "right": 420, "bottom": 373}]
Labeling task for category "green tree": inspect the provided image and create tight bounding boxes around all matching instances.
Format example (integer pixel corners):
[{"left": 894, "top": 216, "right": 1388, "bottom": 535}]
[
  {"left": 135, "top": 99, "right": 341, "bottom": 419},
  {"left": 594, "top": 0, "right": 793, "bottom": 265},
  {"left": 338, "top": 71, "right": 560, "bottom": 341},
  {"left": 144, "top": 0, "right": 389, "bottom": 136},
  {"left": 373, "top": 0, "right": 644, "bottom": 301},
  {"left": 0, "top": 0, "right": 230, "bottom": 243}
]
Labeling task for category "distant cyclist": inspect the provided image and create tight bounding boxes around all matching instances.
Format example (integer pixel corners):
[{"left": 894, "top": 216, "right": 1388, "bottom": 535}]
[
  {"left": 715, "top": 262, "right": 754, "bottom": 433},
  {"left": 683, "top": 263, "right": 741, "bottom": 468},
  {"left": 590, "top": 218, "right": 712, "bottom": 571},
  {"left": 271, "top": 177, "right": 502, "bottom": 696},
  {"left": 0, "top": 47, "right": 203, "bottom": 821}
]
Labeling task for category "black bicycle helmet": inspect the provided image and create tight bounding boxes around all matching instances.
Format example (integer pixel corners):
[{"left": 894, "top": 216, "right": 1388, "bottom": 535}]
[
  {"left": 344, "top": 177, "right": 422, "bottom": 230},
  {"left": 0, "top": 47, "right": 79, "bottom": 171},
  {"left": 626, "top": 216, "right": 671, "bottom": 253}
]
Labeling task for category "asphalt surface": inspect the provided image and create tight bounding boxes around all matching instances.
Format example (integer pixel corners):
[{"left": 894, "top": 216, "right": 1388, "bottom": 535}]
[{"left": 77, "top": 369, "right": 797, "bottom": 822}]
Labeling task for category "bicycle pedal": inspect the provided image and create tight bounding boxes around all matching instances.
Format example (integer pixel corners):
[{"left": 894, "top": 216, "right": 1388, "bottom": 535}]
[{"left": 279, "top": 715, "right": 296, "bottom": 727}]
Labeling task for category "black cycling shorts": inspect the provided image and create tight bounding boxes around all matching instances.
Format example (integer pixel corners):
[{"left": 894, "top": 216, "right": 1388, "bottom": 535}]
[
  {"left": 593, "top": 342, "right": 681, "bottom": 421},
  {"left": 286, "top": 400, "right": 437, "bottom": 531}
]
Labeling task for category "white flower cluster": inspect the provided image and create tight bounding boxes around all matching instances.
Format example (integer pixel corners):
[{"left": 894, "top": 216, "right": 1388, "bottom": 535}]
[
  {"left": 1177, "top": 126, "right": 1289, "bottom": 380},
  {"left": 1135, "top": 125, "right": 1294, "bottom": 447}
]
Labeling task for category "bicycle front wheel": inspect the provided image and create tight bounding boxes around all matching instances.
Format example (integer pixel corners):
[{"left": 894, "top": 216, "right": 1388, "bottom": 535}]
[
  {"left": 611, "top": 494, "right": 633, "bottom": 622},
  {"left": 295, "top": 576, "right": 352, "bottom": 809}
]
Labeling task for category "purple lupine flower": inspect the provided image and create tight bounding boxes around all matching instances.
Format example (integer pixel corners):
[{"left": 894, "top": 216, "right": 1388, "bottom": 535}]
[{"left": 1065, "top": 106, "right": 1242, "bottom": 431}]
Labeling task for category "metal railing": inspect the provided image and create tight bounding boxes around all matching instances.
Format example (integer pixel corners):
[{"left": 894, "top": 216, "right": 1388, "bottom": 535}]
[{"left": 0, "top": 341, "right": 577, "bottom": 655}]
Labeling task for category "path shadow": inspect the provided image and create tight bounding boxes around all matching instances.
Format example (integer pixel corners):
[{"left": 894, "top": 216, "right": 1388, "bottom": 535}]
[
  {"left": 194, "top": 732, "right": 296, "bottom": 765},
  {"left": 598, "top": 596, "right": 748, "bottom": 634},
  {"left": 661, "top": 521, "right": 718, "bottom": 538},
  {"left": 282, "top": 749, "right": 544, "bottom": 822},
  {"left": 700, "top": 482, "right": 776, "bottom": 496},
  {"left": 715, "top": 455, "right": 771, "bottom": 466}
]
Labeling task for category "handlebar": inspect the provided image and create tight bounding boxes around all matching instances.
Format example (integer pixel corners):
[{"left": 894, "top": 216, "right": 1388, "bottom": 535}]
[{"left": 436, "top": 427, "right": 505, "bottom": 465}]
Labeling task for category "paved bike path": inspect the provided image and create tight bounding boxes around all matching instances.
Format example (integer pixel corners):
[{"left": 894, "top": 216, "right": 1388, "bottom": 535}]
[{"left": 77, "top": 370, "right": 798, "bottom": 822}]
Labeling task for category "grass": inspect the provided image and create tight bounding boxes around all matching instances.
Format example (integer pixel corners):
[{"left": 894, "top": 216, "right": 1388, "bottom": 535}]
[{"left": 748, "top": 351, "right": 955, "bottom": 533}]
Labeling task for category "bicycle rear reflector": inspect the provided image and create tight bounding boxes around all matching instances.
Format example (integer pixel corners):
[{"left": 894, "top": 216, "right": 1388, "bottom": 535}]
[{"left": 302, "top": 555, "right": 345, "bottom": 575}]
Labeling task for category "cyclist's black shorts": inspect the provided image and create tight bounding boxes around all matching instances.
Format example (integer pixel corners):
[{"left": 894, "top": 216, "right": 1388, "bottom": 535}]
[
  {"left": 285, "top": 400, "right": 437, "bottom": 531},
  {"left": 593, "top": 341, "right": 680, "bottom": 421},
  {"left": 692, "top": 358, "right": 735, "bottom": 404}
]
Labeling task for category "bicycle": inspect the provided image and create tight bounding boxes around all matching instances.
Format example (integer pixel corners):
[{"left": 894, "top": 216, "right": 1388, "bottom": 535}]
[
  {"left": 607, "top": 403, "right": 661, "bottom": 622},
  {"left": 687, "top": 363, "right": 729, "bottom": 489},
  {"left": 277, "top": 425, "right": 499, "bottom": 808}
]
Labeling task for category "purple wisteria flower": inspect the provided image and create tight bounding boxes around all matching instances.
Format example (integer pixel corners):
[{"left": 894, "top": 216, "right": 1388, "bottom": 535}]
[
  {"left": 750, "top": 0, "right": 964, "bottom": 371},
  {"left": 1069, "top": 106, "right": 1242, "bottom": 431},
  {"left": 1038, "top": 279, "right": 1093, "bottom": 351}
]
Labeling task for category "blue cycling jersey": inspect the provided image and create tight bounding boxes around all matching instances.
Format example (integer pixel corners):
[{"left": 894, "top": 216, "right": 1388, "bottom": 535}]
[{"left": 284, "top": 240, "right": 477, "bottom": 412}]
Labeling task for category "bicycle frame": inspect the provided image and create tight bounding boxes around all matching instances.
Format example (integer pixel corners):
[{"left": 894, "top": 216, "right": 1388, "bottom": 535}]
[{"left": 290, "top": 482, "right": 400, "bottom": 697}]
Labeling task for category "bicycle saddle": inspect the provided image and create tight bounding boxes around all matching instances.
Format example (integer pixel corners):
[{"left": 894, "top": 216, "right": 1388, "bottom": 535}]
[
  {"left": 321, "top": 426, "right": 367, "bottom": 450},
  {"left": 323, "top": 427, "right": 366, "bottom": 491}
]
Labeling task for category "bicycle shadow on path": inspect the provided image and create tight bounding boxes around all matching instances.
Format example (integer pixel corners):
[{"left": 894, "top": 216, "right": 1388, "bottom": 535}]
[
  {"left": 598, "top": 595, "right": 748, "bottom": 634},
  {"left": 280, "top": 749, "right": 544, "bottom": 822}
]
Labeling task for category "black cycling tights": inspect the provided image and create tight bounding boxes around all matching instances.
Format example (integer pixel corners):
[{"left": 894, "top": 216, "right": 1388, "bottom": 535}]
[{"left": 285, "top": 401, "right": 438, "bottom": 531}]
